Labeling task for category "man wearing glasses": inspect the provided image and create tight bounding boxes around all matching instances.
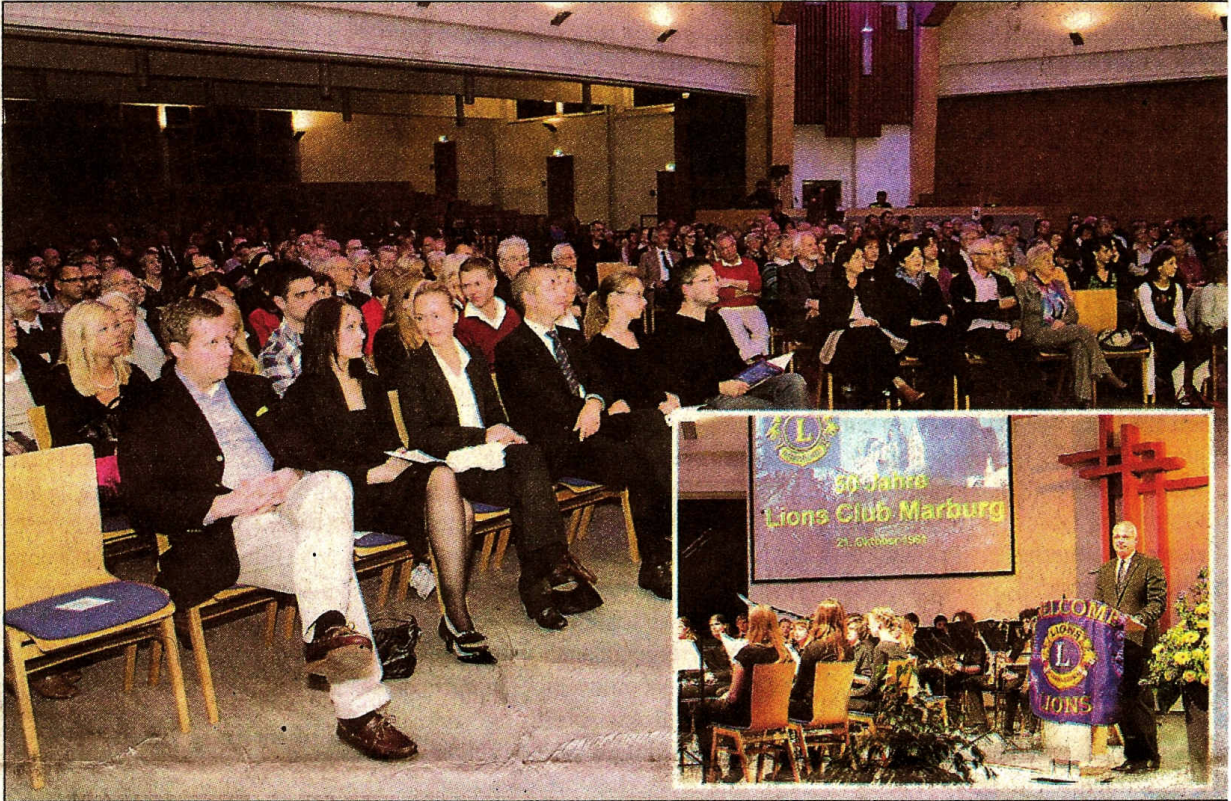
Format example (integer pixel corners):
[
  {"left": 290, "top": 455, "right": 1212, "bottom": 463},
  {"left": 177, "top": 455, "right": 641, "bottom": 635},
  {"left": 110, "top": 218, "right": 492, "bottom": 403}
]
[
  {"left": 653, "top": 259, "right": 809, "bottom": 410},
  {"left": 44, "top": 261, "right": 89, "bottom": 315}
]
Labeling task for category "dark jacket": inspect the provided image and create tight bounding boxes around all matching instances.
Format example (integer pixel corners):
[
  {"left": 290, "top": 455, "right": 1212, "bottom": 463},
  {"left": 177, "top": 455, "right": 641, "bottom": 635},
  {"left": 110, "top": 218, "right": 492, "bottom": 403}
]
[
  {"left": 275, "top": 363, "right": 402, "bottom": 488},
  {"left": 493, "top": 322, "right": 611, "bottom": 446},
  {"left": 949, "top": 269, "right": 1021, "bottom": 334},
  {"left": 118, "top": 365, "right": 307, "bottom": 608},
  {"left": 394, "top": 342, "right": 508, "bottom": 458},
  {"left": 14, "top": 313, "right": 62, "bottom": 364},
  {"left": 1093, "top": 552, "right": 1166, "bottom": 649},
  {"left": 881, "top": 273, "right": 952, "bottom": 336},
  {"left": 776, "top": 261, "right": 826, "bottom": 340},
  {"left": 815, "top": 270, "right": 891, "bottom": 341}
]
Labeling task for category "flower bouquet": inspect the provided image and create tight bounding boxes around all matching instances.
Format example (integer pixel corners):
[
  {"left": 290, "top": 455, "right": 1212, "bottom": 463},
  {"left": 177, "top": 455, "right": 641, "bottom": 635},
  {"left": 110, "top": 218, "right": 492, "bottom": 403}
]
[{"left": 1144, "top": 567, "right": 1209, "bottom": 714}]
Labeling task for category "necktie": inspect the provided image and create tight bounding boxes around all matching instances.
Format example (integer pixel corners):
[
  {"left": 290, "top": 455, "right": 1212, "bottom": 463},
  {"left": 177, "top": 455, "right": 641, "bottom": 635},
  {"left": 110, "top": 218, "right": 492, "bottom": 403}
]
[
  {"left": 545, "top": 328, "right": 581, "bottom": 397},
  {"left": 660, "top": 249, "right": 671, "bottom": 283},
  {"left": 1116, "top": 558, "right": 1128, "bottom": 590}
]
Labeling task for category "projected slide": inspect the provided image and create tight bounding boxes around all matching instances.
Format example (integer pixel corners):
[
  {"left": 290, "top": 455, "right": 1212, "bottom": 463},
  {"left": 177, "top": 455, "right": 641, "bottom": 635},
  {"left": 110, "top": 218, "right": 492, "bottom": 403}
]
[{"left": 751, "top": 414, "right": 1013, "bottom": 581}]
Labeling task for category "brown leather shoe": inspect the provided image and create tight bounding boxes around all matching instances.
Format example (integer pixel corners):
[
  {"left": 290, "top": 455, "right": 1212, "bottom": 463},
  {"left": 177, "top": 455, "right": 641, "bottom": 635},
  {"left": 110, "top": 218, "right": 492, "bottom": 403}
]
[
  {"left": 304, "top": 625, "right": 374, "bottom": 684},
  {"left": 336, "top": 711, "right": 418, "bottom": 760}
]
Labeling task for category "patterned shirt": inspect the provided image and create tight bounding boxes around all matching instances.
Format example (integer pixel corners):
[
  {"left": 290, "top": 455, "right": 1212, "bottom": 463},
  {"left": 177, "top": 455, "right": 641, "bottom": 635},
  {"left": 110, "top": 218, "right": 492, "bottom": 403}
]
[{"left": 257, "top": 321, "right": 302, "bottom": 397}]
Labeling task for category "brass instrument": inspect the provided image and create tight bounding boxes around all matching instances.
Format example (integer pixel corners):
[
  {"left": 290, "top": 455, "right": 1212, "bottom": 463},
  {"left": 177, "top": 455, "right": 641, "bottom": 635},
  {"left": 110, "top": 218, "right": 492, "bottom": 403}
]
[{"left": 919, "top": 654, "right": 961, "bottom": 675}]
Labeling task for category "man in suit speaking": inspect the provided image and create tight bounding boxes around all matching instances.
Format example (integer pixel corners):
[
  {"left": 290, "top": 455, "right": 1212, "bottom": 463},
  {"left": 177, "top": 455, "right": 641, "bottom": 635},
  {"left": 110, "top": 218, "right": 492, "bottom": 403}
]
[{"left": 1093, "top": 520, "right": 1166, "bottom": 773}]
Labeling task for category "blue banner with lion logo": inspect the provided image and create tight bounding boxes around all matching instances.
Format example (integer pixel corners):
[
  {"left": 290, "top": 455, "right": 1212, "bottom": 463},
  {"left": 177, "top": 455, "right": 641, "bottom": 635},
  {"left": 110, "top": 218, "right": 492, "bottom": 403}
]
[{"left": 1029, "top": 598, "right": 1126, "bottom": 725}]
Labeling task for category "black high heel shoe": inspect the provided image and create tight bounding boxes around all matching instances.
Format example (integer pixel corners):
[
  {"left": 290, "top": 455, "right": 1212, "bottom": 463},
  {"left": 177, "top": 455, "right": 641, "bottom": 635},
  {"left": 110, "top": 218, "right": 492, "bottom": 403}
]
[{"left": 438, "top": 616, "right": 497, "bottom": 665}]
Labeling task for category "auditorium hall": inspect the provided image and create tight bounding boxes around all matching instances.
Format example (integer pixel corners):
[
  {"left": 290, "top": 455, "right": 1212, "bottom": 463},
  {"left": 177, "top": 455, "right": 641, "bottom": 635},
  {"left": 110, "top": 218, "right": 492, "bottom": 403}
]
[{"left": 2, "top": 2, "right": 1226, "bottom": 798}]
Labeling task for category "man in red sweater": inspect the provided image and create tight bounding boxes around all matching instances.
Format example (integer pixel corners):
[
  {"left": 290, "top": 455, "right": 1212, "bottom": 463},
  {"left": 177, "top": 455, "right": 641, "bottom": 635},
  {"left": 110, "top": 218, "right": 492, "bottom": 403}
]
[
  {"left": 455, "top": 256, "right": 522, "bottom": 369},
  {"left": 712, "top": 232, "right": 770, "bottom": 361}
]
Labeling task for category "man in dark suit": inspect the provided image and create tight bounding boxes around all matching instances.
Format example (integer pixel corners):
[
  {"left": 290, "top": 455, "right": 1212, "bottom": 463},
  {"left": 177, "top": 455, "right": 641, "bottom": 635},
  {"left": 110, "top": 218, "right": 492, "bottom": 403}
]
[
  {"left": 397, "top": 283, "right": 600, "bottom": 630},
  {"left": 5, "top": 272, "right": 61, "bottom": 364},
  {"left": 1093, "top": 521, "right": 1166, "bottom": 773},
  {"left": 118, "top": 297, "right": 416, "bottom": 761},
  {"left": 494, "top": 266, "right": 671, "bottom": 599},
  {"left": 637, "top": 225, "right": 682, "bottom": 314},
  {"left": 574, "top": 220, "right": 619, "bottom": 297}
]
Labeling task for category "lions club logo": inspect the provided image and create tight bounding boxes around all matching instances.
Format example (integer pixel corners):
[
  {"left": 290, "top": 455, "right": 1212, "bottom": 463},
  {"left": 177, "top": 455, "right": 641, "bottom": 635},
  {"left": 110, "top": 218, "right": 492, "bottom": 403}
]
[
  {"left": 1041, "top": 622, "right": 1098, "bottom": 691},
  {"left": 766, "top": 415, "right": 838, "bottom": 467}
]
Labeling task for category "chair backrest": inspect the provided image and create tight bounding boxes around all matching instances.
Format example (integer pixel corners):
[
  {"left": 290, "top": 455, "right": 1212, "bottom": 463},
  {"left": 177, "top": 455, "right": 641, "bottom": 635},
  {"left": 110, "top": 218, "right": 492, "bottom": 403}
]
[
  {"left": 5, "top": 444, "right": 114, "bottom": 610},
  {"left": 26, "top": 406, "right": 52, "bottom": 450},
  {"left": 809, "top": 660, "right": 857, "bottom": 726},
  {"left": 1072, "top": 288, "right": 1117, "bottom": 332},
  {"left": 387, "top": 389, "right": 409, "bottom": 447},
  {"left": 748, "top": 661, "right": 796, "bottom": 730},
  {"left": 596, "top": 262, "right": 635, "bottom": 288}
]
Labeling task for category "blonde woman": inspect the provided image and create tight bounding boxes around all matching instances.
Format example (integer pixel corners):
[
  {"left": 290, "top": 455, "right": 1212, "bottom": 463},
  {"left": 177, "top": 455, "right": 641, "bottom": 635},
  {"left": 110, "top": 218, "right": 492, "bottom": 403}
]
[
  {"left": 371, "top": 272, "right": 425, "bottom": 385},
  {"left": 46, "top": 300, "right": 152, "bottom": 500},
  {"left": 695, "top": 605, "right": 792, "bottom": 782}
]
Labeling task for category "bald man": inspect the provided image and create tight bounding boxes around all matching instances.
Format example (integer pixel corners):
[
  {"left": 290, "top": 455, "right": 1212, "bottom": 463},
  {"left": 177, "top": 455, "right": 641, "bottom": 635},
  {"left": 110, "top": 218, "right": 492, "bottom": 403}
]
[{"left": 1093, "top": 521, "right": 1166, "bottom": 773}]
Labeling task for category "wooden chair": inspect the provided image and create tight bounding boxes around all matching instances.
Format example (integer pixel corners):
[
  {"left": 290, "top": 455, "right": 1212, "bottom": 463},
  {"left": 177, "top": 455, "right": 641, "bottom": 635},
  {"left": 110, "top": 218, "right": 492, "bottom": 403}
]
[
  {"left": 710, "top": 661, "right": 801, "bottom": 783},
  {"left": 5, "top": 444, "right": 191, "bottom": 790},
  {"left": 144, "top": 535, "right": 284, "bottom": 726},
  {"left": 556, "top": 477, "right": 639, "bottom": 563},
  {"left": 25, "top": 405, "right": 52, "bottom": 450},
  {"left": 790, "top": 660, "right": 857, "bottom": 775}
]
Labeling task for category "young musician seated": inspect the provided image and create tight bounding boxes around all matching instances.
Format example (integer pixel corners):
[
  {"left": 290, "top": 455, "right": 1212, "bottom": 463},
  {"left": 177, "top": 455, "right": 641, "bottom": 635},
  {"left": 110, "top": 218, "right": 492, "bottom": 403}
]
[
  {"left": 118, "top": 297, "right": 417, "bottom": 761},
  {"left": 652, "top": 259, "right": 809, "bottom": 410},
  {"left": 847, "top": 608, "right": 909, "bottom": 712},
  {"left": 788, "top": 599, "right": 854, "bottom": 723},
  {"left": 277, "top": 296, "right": 493, "bottom": 665},
  {"left": 395, "top": 282, "right": 601, "bottom": 632}
]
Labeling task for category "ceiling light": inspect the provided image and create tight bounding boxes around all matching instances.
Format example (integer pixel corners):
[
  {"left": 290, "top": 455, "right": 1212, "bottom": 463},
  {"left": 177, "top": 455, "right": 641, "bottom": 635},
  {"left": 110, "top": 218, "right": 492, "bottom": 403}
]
[
  {"left": 648, "top": 3, "right": 673, "bottom": 27},
  {"left": 657, "top": 28, "right": 677, "bottom": 43},
  {"left": 1069, "top": 31, "right": 1084, "bottom": 45},
  {"left": 550, "top": 10, "right": 571, "bottom": 25}
]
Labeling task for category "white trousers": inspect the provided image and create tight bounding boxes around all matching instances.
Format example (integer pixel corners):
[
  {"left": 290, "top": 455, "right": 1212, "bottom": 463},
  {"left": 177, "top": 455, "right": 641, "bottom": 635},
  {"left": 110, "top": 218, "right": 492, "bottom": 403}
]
[
  {"left": 718, "top": 305, "right": 771, "bottom": 362},
  {"left": 232, "top": 470, "right": 390, "bottom": 720}
]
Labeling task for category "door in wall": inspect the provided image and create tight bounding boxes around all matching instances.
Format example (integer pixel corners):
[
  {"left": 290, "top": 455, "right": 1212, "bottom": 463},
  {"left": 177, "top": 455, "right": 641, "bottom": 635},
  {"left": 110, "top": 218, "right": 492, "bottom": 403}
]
[
  {"left": 434, "top": 139, "right": 458, "bottom": 198},
  {"left": 546, "top": 154, "right": 575, "bottom": 222}
]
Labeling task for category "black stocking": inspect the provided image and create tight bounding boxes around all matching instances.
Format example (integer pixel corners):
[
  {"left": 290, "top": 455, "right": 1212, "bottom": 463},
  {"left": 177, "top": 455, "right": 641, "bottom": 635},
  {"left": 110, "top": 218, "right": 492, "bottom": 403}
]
[{"left": 425, "top": 466, "right": 475, "bottom": 631}]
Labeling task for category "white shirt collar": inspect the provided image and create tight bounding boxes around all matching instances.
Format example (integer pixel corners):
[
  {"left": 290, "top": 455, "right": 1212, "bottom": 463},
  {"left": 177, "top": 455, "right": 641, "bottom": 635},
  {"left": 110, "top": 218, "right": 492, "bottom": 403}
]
[
  {"left": 176, "top": 365, "right": 224, "bottom": 398},
  {"left": 427, "top": 337, "right": 471, "bottom": 375},
  {"left": 464, "top": 296, "right": 507, "bottom": 327}
]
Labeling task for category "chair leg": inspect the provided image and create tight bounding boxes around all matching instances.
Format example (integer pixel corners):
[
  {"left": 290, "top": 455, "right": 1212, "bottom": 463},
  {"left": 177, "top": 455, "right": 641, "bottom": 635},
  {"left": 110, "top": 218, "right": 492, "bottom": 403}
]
[
  {"left": 734, "top": 733, "right": 751, "bottom": 783},
  {"left": 477, "top": 531, "right": 495, "bottom": 572},
  {"left": 575, "top": 505, "right": 596, "bottom": 543},
  {"left": 566, "top": 510, "right": 583, "bottom": 545},
  {"left": 6, "top": 628, "right": 44, "bottom": 790},
  {"left": 123, "top": 643, "right": 138, "bottom": 693},
  {"left": 620, "top": 489, "right": 640, "bottom": 563},
  {"left": 157, "top": 617, "right": 192, "bottom": 734},
  {"left": 373, "top": 566, "right": 394, "bottom": 610},
  {"left": 394, "top": 560, "right": 412, "bottom": 604},
  {"left": 784, "top": 734, "right": 802, "bottom": 782},
  {"left": 708, "top": 734, "right": 721, "bottom": 783},
  {"left": 262, "top": 600, "right": 278, "bottom": 646},
  {"left": 492, "top": 526, "right": 511, "bottom": 569},
  {"left": 279, "top": 604, "right": 298, "bottom": 641},
  {"left": 148, "top": 639, "right": 163, "bottom": 686},
  {"left": 186, "top": 607, "right": 219, "bottom": 726}
]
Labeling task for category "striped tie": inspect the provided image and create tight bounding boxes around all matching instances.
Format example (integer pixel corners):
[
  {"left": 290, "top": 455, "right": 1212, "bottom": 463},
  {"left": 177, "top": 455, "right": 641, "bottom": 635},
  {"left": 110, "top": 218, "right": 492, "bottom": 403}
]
[{"left": 546, "top": 328, "right": 581, "bottom": 397}]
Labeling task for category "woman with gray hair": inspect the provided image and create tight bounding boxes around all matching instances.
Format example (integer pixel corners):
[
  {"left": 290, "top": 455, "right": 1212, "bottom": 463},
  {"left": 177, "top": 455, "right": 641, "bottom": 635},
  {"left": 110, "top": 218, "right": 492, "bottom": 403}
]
[{"left": 1015, "top": 243, "right": 1125, "bottom": 406}]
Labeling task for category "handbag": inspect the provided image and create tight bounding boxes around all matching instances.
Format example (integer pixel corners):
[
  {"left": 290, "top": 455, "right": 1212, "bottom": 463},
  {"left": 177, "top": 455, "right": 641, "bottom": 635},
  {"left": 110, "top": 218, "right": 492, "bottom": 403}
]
[{"left": 370, "top": 614, "right": 420, "bottom": 679}]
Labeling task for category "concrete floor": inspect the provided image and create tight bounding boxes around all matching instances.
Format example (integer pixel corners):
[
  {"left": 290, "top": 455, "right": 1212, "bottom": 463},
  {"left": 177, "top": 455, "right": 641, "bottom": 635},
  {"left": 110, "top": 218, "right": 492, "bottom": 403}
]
[{"left": 4, "top": 503, "right": 674, "bottom": 799}]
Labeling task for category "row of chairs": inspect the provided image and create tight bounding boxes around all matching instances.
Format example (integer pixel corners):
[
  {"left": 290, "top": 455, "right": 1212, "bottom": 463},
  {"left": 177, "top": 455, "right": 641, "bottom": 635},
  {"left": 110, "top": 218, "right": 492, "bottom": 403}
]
[
  {"left": 706, "top": 659, "right": 945, "bottom": 784},
  {"left": 7, "top": 389, "right": 639, "bottom": 789}
]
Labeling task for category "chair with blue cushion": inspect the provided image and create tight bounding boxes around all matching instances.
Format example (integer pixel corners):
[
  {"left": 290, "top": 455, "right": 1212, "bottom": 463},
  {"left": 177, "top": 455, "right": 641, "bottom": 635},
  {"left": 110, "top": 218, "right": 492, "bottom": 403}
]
[{"left": 4, "top": 444, "right": 191, "bottom": 790}]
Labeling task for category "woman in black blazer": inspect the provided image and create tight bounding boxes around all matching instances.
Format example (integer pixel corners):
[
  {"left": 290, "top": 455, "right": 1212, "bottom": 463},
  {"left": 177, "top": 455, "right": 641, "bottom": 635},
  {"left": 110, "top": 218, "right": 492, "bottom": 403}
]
[
  {"left": 279, "top": 296, "right": 494, "bottom": 665},
  {"left": 395, "top": 282, "right": 596, "bottom": 631}
]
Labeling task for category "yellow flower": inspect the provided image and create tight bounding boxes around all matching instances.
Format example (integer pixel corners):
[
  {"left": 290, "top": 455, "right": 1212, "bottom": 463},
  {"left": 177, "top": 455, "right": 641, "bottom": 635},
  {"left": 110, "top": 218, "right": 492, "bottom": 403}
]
[
  {"left": 1195, "top": 603, "right": 1209, "bottom": 615},
  {"left": 1202, "top": 675, "right": 1209, "bottom": 686},
  {"left": 1185, "top": 630, "right": 1201, "bottom": 644},
  {"left": 1191, "top": 648, "right": 1204, "bottom": 662},
  {"left": 1174, "top": 651, "right": 1191, "bottom": 666},
  {"left": 1152, "top": 644, "right": 1165, "bottom": 655},
  {"left": 1196, "top": 619, "right": 1209, "bottom": 630},
  {"left": 1183, "top": 670, "right": 1197, "bottom": 683}
]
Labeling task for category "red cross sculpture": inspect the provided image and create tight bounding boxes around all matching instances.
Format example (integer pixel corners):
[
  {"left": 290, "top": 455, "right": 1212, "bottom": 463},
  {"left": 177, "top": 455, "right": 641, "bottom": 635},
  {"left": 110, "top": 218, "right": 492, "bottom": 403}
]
[{"left": 1058, "top": 417, "right": 1208, "bottom": 628}]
